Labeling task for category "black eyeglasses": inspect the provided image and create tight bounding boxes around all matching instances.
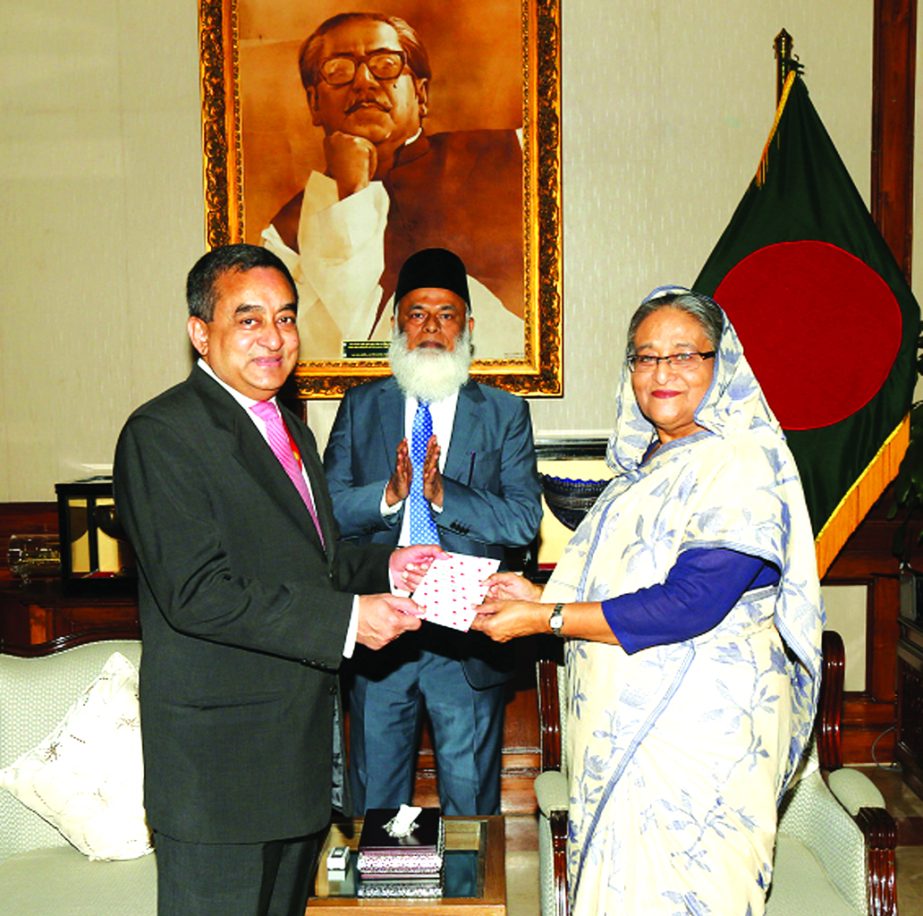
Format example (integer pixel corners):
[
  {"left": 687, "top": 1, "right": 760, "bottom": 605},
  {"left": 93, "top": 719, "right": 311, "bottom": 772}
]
[
  {"left": 627, "top": 351, "right": 716, "bottom": 373},
  {"left": 318, "top": 50, "right": 408, "bottom": 86}
]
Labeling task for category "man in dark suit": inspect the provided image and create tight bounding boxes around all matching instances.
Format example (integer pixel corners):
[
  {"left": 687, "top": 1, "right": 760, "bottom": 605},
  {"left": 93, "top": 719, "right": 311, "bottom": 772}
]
[
  {"left": 113, "top": 244, "right": 439, "bottom": 916},
  {"left": 323, "top": 248, "right": 543, "bottom": 815}
]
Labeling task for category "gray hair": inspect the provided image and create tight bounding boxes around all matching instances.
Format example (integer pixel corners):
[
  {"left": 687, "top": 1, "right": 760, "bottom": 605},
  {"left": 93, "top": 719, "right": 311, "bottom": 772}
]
[{"left": 626, "top": 290, "right": 724, "bottom": 358}]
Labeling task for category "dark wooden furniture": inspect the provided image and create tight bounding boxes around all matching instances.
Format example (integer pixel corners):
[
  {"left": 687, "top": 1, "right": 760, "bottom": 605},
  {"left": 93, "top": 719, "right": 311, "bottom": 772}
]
[
  {"left": 0, "top": 579, "right": 140, "bottom": 656},
  {"left": 823, "top": 486, "right": 912, "bottom": 763},
  {"left": 816, "top": 632, "right": 898, "bottom": 916},
  {"left": 896, "top": 616, "right": 923, "bottom": 798},
  {"left": 871, "top": 0, "right": 917, "bottom": 283},
  {"left": 0, "top": 502, "right": 141, "bottom": 656},
  {"left": 536, "top": 631, "right": 898, "bottom": 915}
]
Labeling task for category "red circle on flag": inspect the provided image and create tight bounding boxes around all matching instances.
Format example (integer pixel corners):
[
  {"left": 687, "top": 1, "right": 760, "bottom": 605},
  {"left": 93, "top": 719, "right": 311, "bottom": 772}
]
[{"left": 714, "top": 240, "right": 902, "bottom": 430}]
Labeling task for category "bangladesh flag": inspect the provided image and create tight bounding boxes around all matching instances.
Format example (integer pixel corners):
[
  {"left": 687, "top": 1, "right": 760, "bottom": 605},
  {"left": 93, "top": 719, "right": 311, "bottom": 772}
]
[{"left": 696, "top": 71, "right": 920, "bottom": 576}]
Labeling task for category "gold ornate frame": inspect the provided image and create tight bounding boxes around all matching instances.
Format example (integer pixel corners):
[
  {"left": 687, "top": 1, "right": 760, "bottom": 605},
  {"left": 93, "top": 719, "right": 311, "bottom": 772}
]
[{"left": 199, "top": 0, "right": 562, "bottom": 398}]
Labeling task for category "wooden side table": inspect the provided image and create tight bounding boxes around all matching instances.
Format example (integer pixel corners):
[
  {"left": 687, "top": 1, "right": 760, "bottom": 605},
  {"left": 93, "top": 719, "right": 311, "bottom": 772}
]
[
  {"left": 0, "top": 579, "right": 139, "bottom": 656},
  {"left": 309, "top": 816, "right": 506, "bottom": 914}
]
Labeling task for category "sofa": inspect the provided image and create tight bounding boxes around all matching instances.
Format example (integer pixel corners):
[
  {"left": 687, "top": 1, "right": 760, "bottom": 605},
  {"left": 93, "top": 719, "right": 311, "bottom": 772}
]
[{"left": 0, "top": 639, "right": 157, "bottom": 915}]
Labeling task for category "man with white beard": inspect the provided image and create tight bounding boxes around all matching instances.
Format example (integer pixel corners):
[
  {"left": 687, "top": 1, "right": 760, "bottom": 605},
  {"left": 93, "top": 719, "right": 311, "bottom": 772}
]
[{"left": 324, "top": 247, "right": 542, "bottom": 816}]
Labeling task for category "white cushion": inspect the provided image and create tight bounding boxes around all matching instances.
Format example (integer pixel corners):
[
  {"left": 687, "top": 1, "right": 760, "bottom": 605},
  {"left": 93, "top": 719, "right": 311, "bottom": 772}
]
[{"left": 0, "top": 652, "right": 151, "bottom": 862}]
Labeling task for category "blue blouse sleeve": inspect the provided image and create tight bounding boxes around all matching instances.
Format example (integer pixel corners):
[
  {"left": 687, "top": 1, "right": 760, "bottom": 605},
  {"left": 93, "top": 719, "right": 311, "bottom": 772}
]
[{"left": 601, "top": 548, "right": 780, "bottom": 654}]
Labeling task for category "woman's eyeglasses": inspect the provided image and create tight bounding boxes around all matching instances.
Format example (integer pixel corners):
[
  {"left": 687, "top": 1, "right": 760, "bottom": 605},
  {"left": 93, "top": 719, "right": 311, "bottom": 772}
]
[{"left": 627, "top": 351, "right": 715, "bottom": 373}]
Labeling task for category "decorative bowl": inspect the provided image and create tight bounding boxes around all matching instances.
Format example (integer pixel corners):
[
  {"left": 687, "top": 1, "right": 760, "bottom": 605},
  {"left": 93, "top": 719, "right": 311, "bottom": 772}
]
[{"left": 540, "top": 474, "right": 610, "bottom": 531}]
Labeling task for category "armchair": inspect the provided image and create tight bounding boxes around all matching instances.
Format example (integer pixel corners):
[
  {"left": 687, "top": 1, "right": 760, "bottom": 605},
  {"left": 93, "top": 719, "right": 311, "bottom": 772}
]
[{"left": 534, "top": 630, "right": 898, "bottom": 915}]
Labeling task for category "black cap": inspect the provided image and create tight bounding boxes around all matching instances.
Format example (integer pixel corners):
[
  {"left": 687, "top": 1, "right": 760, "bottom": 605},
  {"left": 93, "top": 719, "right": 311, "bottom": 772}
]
[{"left": 394, "top": 248, "right": 470, "bottom": 309}]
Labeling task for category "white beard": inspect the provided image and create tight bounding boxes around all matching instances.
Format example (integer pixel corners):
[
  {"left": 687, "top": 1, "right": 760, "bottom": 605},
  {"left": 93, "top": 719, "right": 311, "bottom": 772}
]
[{"left": 389, "top": 329, "right": 472, "bottom": 402}]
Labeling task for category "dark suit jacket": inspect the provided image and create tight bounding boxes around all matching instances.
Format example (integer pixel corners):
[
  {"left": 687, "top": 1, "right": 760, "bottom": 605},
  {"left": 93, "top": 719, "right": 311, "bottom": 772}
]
[
  {"left": 113, "top": 366, "right": 391, "bottom": 844},
  {"left": 323, "top": 377, "right": 542, "bottom": 688}
]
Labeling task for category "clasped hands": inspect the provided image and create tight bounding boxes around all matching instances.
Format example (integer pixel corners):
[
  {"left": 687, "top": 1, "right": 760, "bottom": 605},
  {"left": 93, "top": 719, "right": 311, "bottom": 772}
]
[{"left": 384, "top": 436, "right": 443, "bottom": 509}]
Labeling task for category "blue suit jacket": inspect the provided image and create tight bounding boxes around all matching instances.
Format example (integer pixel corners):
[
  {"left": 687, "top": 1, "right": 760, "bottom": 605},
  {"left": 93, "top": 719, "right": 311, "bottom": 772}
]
[{"left": 324, "top": 377, "right": 543, "bottom": 687}]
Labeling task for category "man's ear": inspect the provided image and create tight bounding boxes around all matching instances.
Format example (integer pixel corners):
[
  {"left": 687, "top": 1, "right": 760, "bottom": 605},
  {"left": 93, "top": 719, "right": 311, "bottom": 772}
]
[
  {"left": 306, "top": 86, "right": 322, "bottom": 127},
  {"left": 187, "top": 316, "right": 209, "bottom": 358},
  {"left": 415, "top": 78, "right": 429, "bottom": 119}
]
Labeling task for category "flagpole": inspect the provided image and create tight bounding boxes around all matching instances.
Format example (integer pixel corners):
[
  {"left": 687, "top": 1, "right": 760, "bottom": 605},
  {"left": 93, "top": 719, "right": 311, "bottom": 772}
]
[
  {"left": 773, "top": 30, "right": 792, "bottom": 103},
  {"left": 773, "top": 29, "right": 803, "bottom": 104}
]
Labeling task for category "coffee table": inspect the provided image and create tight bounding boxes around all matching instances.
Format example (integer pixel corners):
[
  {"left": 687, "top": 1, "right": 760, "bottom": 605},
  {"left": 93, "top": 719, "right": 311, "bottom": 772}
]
[{"left": 307, "top": 815, "right": 506, "bottom": 914}]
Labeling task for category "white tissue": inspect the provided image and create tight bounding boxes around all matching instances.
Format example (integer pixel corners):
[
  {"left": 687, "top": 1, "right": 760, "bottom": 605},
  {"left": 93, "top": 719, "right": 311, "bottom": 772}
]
[{"left": 384, "top": 804, "right": 422, "bottom": 838}]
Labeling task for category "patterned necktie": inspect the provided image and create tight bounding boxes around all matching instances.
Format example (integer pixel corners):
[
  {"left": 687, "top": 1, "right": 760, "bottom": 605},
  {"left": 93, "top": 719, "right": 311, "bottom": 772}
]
[
  {"left": 409, "top": 400, "right": 440, "bottom": 544},
  {"left": 250, "top": 400, "right": 324, "bottom": 546}
]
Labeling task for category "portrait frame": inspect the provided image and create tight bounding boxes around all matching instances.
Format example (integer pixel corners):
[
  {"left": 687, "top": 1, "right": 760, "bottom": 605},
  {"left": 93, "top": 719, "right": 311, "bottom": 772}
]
[{"left": 199, "top": 0, "right": 562, "bottom": 398}]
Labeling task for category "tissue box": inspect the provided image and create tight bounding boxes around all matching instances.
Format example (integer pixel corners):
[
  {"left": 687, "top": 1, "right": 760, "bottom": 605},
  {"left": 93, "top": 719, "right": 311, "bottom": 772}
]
[{"left": 357, "top": 807, "right": 444, "bottom": 879}]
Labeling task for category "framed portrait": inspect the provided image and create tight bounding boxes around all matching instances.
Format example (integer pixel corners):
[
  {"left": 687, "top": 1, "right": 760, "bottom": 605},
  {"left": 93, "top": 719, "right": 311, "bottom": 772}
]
[{"left": 199, "top": 0, "right": 561, "bottom": 398}]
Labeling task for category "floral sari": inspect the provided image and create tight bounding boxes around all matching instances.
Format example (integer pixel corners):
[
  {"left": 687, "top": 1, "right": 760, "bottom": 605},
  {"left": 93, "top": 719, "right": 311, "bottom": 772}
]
[{"left": 545, "top": 313, "right": 824, "bottom": 914}]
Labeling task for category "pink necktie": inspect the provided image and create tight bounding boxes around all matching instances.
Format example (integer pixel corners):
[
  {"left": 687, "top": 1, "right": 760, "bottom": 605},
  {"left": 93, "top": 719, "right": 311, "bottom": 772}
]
[{"left": 251, "top": 400, "right": 324, "bottom": 546}]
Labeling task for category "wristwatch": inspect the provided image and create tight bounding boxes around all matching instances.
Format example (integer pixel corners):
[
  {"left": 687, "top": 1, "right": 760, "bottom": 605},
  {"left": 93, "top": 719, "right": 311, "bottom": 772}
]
[{"left": 549, "top": 603, "right": 565, "bottom": 637}]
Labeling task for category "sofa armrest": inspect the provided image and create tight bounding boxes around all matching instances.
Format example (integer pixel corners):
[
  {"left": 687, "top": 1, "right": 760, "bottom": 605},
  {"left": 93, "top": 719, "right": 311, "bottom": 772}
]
[
  {"left": 535, "top": 769, "right": 568, "bottom": 816},
  {"left": 826, "top": 768, "right": 886, "bottom": 815},
  {"left": 536, "top": 769, "right": 568, "bottom": 916},
  {"left": 826, "top": 765, "right": 897, "bottom": 914}
]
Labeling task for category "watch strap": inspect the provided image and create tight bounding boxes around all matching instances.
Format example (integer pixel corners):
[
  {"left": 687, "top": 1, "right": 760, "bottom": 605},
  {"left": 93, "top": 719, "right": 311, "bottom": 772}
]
[{"left": 549, "top": 602, "right": 565, "bottom": 636}]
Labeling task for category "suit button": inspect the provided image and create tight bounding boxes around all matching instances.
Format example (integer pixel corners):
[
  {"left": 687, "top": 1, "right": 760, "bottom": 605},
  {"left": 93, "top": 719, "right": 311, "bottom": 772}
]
[{"left": 328, "top": 684, "right": 337, "bottom": 695}]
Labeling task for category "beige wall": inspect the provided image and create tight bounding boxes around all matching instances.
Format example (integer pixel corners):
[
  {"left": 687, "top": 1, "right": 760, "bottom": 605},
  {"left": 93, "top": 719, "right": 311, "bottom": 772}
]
[
  {"left": 0, "top": 1, "right": 204, "bottom": 498},
  {"left": 0, "top": 0, "right": 919, "bottom": 501}
]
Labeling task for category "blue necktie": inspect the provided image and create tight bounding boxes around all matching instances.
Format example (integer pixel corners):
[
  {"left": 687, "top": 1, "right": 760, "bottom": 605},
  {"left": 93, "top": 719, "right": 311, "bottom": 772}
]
[{"left": 409, "top": 401, "right": 440, "bottom": 544}]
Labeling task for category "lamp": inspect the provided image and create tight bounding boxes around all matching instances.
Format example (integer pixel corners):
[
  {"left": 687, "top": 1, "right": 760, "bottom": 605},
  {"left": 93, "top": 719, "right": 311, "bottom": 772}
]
[{"left": 55, "top": 477, "right": 135, "bottom": 594}]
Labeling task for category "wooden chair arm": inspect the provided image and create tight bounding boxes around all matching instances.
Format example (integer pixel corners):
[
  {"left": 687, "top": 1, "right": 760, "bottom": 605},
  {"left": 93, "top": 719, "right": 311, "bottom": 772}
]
[
  {"left": 818, "top": 629, "right": 845, "bottom": 770},
  {"left": 855, "top": 806, "right": 898, "bottom": 916},
  {"left": 537, "top": 657, "right": 563, "bottom": 772},
  {"left": 548, "top": 808, "right": 569, "bottom": 916},
  {"left": 537, "top": 652, "right": 568, "bottom": 913},
  {"left": 819, "top": 632, "right": 897, "bottom": 914}
]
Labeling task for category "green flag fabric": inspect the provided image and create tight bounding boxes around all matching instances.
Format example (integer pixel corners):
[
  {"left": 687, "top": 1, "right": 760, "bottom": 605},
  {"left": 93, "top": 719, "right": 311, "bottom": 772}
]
[{"left": 695, "top": 72, "right": 919, "bottom": 575}]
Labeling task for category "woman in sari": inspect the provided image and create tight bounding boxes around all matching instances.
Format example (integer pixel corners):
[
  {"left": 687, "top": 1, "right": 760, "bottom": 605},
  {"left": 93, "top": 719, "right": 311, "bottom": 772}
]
[{"left": 472, "top": 288, "right": 824, "bottom": 914}]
